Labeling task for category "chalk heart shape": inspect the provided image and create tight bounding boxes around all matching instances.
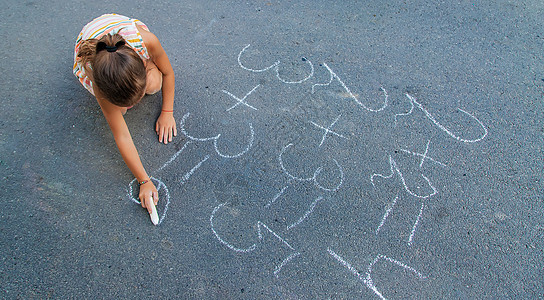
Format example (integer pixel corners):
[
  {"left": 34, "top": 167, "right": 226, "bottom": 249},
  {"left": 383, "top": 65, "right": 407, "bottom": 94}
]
[{"left": 127, "top": 177, "right": 171, "bottom": 225}]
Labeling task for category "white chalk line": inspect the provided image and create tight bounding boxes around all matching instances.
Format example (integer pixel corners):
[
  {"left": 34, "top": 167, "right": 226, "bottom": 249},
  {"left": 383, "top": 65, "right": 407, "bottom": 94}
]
[
  {"left": 391, "top": 156, "right": 438, "bottom": 199},
  {"left": 328, "top": 248, "right": 426, "bottom": 300},
  {"left": 394, "top": 96, "right": 415, "bottom": 126},
  {"left": 214, "top": 123, "right": 254, "bottom": 158},
  {"left": 372, "top": 156, "right": 438, "bottom": 199},
  {"left": 180, "top": 155, "right": 210, "bottom": 184},
  {"left": 238, "top": 44, "right": 315, "bottom": 84},
  {"left": 180, "top": 112, "right": 254, "bottom": 159},
  {"left": 327, "top": 247, "right": 384, "bottom": 299},
  {"left": 327, "top": 247, "right": 367, "bottom": 282},
  {"left": 223, "top": 84, "right": 260, "bottom": 112},
  {"left": 210, "top": 202, "right": 257, "bottom": 253},
  {"left": 155, "top": 140, "right": 193, "bottom": 173},
  {"left": 407, "top": 203, "right": 425, "bottom": 246},
  {"left": 311, "top": 65, "right": 334, "bottom": 94},
  {"left": 314, "top": 158, "right": 344, "bottom": 191},
  {"left": 399, "top": 140, "right": 447, "bottom": 168},
  {"left": 371, "top": 156, "right": 395, "bottom": 187},
  {"left": 420, "top": 139, "right": 431, "bottom": 168},
  {"left": 375, "top": 195, "right": 399, "bottom": 235},
  {"left": 313, "top": 63, "right": 388, "bottom": 112},
  {"left": 238, "top": 44, "right": 280, "bottom": 73},
  {"left": 275, "top": 57, "right": 314, "bottom": 84},
  {"left": 265, "top": 183, "right": 291, "bottom": 208},
  {"left": 127, "top": 177, "right": 171, "bottom": 225},
  {"left": 279, "top": 143, "right": 344, "bottom": 192},
  {"left": 287, "top": 196, "right": 324, "bottom": 231},
  {"left": 274, "top": 252, "right": 301, "bottom": 278},
  {"left": 405, "top": 94, "right": 488, "bottom": 143},
  {"left": 257, "top": 221, "right": 295, "bottom": 250},
  {"left": 180, "top": 113, "right": 221, "bottom": 141},
  {"left": 279, "top": 143, "right": 316, "bottom": 181},
  {"left": 210, "top": 203, "right": 296, "bottom": 253},
  {"left": 369, "top": 255, "right": 426, "bottom": 280},
  {"left": 310, "top": 114, "right": 349, "bottom": 147}
]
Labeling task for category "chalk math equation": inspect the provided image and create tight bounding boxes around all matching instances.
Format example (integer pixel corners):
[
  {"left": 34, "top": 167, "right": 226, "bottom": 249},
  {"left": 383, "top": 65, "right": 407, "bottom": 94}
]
[{"left": 127, "top": 44, "right": 488, "bottom": 299}]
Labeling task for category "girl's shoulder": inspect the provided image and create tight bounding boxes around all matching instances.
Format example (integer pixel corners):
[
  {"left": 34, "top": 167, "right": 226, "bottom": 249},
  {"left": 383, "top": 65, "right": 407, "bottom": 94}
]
[{"left": 136, "top": 24, "right": 160, "bottom": 54}]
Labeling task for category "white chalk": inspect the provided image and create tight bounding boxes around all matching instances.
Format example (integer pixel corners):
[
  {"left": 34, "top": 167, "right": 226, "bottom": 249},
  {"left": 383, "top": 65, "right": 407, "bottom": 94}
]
[{"left": 148, "top": 195, "right": 159, "bottom": 226}]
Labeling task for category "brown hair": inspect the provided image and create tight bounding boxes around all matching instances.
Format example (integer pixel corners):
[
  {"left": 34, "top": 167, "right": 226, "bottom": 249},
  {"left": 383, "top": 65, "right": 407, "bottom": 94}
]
[{"left": 77, "top": 33, "right": 146, "bottom": 107}]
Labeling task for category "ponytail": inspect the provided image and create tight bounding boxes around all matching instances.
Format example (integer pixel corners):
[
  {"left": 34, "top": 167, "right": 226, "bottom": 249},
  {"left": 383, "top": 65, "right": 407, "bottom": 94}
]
[{"left": 76, "top": 33, "right": 147, "bottom": 106}]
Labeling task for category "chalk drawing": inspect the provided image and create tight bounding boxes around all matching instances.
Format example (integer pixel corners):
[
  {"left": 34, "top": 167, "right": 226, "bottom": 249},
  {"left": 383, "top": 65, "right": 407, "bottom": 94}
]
[
  {"left": 399, "top": 139, "right": 447, "bottom": 168},
  {"left": 310, "top": 115, "right": 349, "bottom": 147},
  {"left": 274, "top": 252, "right": 301, "bottom": 278},
  {"left": 375, "top": 195, "right": 399, "bottom": 235},
  {"left": 122, "top": 43, "right": 489, "bottom": 296},
  {"left": 155, "top": 140, "right": 193, "bottom": 173},
  {"left": 180, "top": 112, "right": 255, "bottom": 158},
  {"left": 287, "top": 196, "right": 324, "bottom": 231},
  {"left": 328, "top": 247, "right": 425, "bottom": 299},
  {"left": 371, "top": 156, "right": 438, "bottom": 199},
  {"left": 238, "top": 44, "right": 314, "bottom": 84},
  {"left": 405, "top": 94, "right": 488, "bottom": 143},
  {"left": 180, "top": 113, "right": 221, "bottom": 142},
  {"left": 311, "top": 63, "right": 388, "bottom": 112},
  {"left": 367, "top": 254, "right": 426, "bottom": 299},
  {"left": 127, "top": 177, "right": 171, "bottom": 225},
  {"left": 214, "top": 123, "right": 255, "bottom": 158},
  {"left": 257, "top": 221, "right": 296, "bottom": 250},
  {"left": 275, "top": 57, "right": 314, "bottom": 84},
  {"left": 180, "top": 155, "right": 210, "bottom": 184},
  {"left": 311, "top": 65, "right": 334, "bottom": 94},
  {"left": 394, "top": 96, "right": 415, "bottom": 126},
  {"left": 238, "top": 44, "right": 280, "bottom": 73},
  {"left": 210, "top": 202, "right": 257, "bottom": 253},
  {"left": 265, "top": 181, "right": 292, "bottom": 208},
  {"left": 125, "top": 111, "right": 254, "bottom": 224},
  {"left": 223, "top": 84, "right": 260, "bottom": 112},
  {"left": 279, "top": 143, "right": 344, "bottom": 192},
  {"left": 210, "top": 202, "right": 296, "bottom": 253},
  {"left": 407, "top": 203, "right": 425, "bottom": 246}
]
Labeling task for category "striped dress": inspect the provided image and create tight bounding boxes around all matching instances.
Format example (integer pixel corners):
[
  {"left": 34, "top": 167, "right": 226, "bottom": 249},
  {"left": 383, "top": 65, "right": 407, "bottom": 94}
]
[{"left": 73, "top": 13, "right": 151, "bottom": 95}]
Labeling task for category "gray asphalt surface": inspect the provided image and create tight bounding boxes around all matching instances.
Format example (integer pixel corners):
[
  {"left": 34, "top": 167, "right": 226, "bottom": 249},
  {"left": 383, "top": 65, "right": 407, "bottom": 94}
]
[{"left": 1, "top": 0, "right": 543, "bottom": 298}]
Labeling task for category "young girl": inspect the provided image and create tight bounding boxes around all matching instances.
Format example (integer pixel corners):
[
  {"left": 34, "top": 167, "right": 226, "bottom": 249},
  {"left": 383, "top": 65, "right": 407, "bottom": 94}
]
[{"left": 74, "top": 13, "right": 177, "bottom": 220}]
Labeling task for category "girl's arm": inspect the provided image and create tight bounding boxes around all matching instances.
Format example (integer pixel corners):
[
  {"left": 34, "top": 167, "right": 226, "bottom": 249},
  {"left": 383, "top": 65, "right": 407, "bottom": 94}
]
[
  {"left": 96, "top": 95, "right": 159, "bottom": 212},
  {"left": 138, "top": 26, "right": 177, "bottom": 144}
]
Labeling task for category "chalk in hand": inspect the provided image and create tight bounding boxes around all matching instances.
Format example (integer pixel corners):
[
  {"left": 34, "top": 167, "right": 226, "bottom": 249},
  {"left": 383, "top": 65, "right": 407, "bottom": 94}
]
[{"left": 148, "top": 194, "right": 159, "bottom": 226}]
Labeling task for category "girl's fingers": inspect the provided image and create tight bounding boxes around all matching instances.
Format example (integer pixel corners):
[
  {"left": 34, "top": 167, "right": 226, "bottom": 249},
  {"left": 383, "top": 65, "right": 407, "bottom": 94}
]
[
  {"left": 153, "top": 191, "right": 159, "bottom": 205},
  {"left": 168, "top": 127, "right": 173, "bottom": 142},
  {"left": 173, "top": 124, "right": 177, "bottom": 137},
  {"left": 159, "top": 128, "right": 165, "bottom": 143},
  {"left": 146, "top": 192, "right": 154, "bottom": 214}
]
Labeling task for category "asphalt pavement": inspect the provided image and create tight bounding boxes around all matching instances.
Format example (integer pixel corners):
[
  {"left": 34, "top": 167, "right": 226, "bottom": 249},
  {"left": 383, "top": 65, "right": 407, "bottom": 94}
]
[{"left": 1, "top": 0, "right": 543, "bottom": 298}]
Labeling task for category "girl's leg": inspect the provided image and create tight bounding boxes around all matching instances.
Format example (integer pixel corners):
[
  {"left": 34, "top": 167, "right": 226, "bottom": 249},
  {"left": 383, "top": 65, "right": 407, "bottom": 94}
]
[{"left": 145, "top": 60, "right": 163, "bottom": 95}]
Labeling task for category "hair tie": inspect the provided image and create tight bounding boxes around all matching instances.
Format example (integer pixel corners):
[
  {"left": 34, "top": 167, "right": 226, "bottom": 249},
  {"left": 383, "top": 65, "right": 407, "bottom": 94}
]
[{"left": 105, "top": 45, "right": 117, "bottom": 52}]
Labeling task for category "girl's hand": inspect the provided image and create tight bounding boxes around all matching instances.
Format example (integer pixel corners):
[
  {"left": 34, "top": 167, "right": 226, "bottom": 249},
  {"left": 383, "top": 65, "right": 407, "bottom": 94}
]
[
  {"left": 156, "top": 112, "right": 177, "bottom": 144},
  {"left": 139, "top": 181, "right": 159, "bottom": 214}
]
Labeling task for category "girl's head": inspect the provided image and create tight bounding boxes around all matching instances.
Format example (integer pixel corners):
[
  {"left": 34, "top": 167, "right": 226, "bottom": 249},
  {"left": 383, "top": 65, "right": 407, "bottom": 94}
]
[{"left": 77, "top": 33, "right": 146, "bottom": 107}]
